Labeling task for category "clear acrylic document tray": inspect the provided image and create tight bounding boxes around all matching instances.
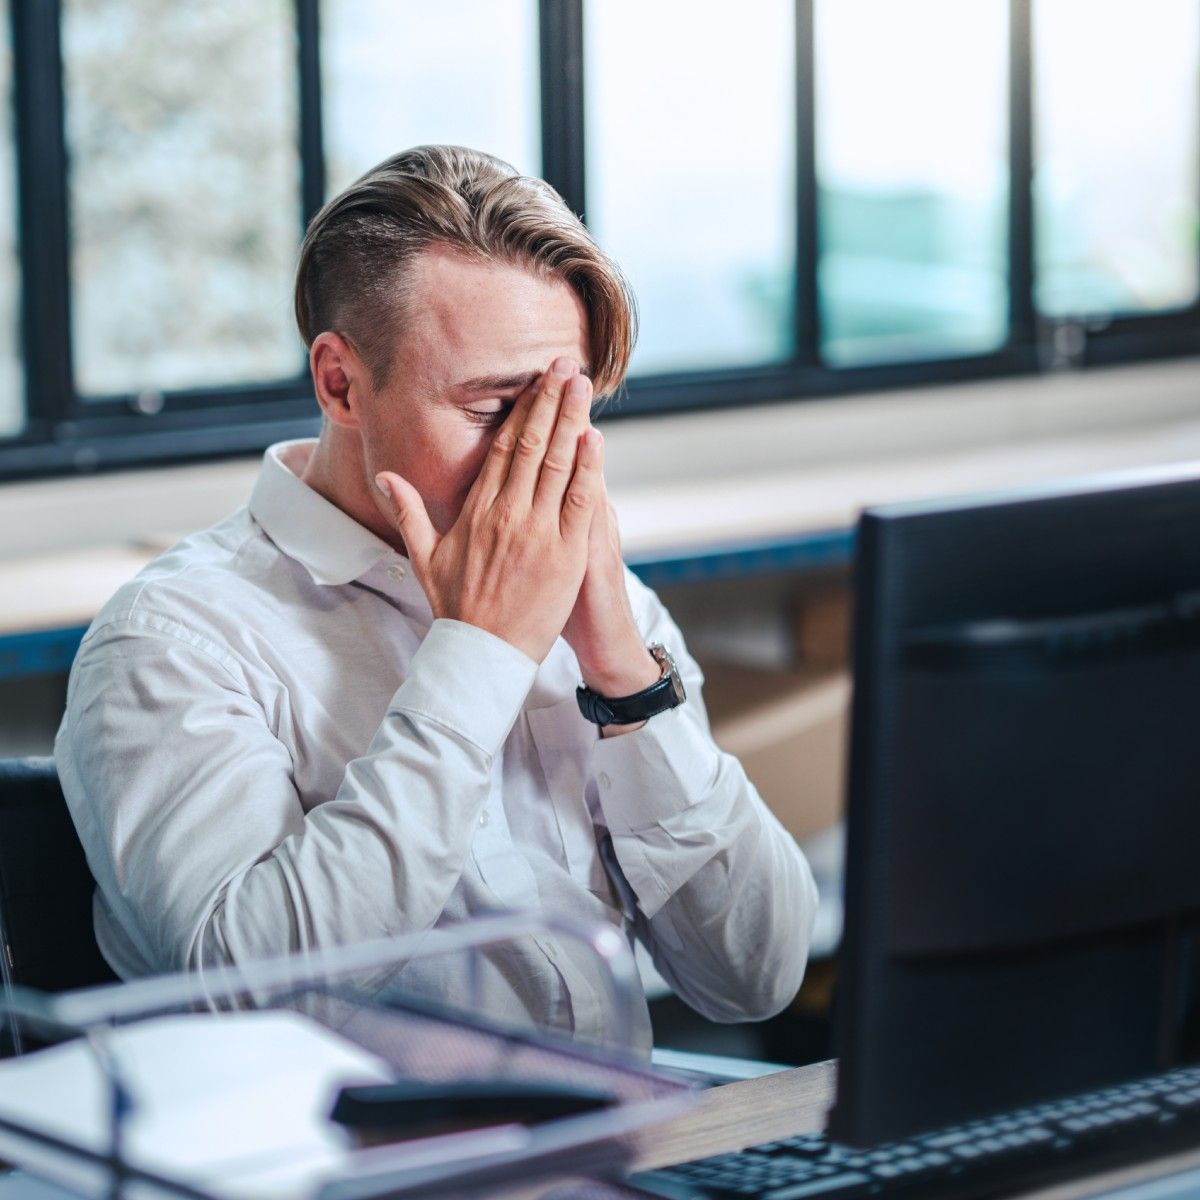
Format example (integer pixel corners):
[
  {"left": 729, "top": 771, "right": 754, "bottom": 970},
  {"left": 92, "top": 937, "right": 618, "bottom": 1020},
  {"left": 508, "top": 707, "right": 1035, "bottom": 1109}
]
[{"left": 0, "top": 911, "right": 696, "bottom": 1200}]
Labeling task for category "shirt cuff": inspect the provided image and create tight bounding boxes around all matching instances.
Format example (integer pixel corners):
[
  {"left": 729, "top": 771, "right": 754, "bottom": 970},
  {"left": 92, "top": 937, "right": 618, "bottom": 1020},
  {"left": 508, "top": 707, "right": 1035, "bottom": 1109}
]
[
  {"left": 390, "top": 618, "right": 538, "bottom": 758},
  {"left": 591, "top": 705, "right": 722, "bottom": 833}
]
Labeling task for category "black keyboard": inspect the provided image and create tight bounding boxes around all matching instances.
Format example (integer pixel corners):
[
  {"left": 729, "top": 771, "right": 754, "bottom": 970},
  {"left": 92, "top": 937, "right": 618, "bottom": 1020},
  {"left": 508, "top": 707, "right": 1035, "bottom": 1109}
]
[{"left": 629, "top": 1064, "right": 1200, "bottom": 1199}]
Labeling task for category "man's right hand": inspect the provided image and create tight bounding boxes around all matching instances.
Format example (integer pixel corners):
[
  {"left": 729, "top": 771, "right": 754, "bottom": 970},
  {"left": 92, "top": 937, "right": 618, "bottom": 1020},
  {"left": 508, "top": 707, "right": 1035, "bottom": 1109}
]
[{"left": 374, "top": 357, "right": 603, "bottom": 664}]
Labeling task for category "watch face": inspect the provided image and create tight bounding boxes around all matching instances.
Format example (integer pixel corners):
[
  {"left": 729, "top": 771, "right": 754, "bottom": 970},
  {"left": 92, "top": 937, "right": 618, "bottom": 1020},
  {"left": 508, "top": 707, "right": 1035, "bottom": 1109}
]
[{"left": 650, "top": 644, "right": 686, "bottom": 706}]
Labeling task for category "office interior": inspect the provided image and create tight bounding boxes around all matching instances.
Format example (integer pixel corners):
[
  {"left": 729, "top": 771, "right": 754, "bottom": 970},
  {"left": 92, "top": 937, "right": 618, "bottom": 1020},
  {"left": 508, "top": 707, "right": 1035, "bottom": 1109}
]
[{"left": 0, "top": 0, "right": 1199, "bottom": 1122}]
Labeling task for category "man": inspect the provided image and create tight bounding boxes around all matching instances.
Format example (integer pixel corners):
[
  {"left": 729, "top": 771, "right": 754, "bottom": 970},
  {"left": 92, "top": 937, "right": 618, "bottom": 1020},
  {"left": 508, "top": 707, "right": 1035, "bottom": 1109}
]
[{"left": 56, "top": 145, "right": 817, "bottom": 1052}]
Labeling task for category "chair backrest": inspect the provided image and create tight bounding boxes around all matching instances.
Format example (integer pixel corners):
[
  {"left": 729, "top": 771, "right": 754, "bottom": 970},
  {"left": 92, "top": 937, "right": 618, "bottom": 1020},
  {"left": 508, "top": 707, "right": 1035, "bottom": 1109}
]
[{"left": 0, "top": 756, "right": 116, "bottom": 997}]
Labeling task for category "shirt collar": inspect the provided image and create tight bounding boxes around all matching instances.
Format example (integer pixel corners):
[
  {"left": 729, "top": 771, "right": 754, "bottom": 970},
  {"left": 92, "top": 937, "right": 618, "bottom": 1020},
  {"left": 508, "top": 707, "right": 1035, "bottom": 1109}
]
[{"left": 248, "top": 439, "right": 397, "bottom": 586}]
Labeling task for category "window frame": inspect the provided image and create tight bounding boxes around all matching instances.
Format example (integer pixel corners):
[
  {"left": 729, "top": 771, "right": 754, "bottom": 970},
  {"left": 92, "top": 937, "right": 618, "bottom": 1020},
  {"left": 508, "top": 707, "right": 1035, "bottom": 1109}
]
[{"left": 0, "top": 0, "right": 1196, "bottom": 483}]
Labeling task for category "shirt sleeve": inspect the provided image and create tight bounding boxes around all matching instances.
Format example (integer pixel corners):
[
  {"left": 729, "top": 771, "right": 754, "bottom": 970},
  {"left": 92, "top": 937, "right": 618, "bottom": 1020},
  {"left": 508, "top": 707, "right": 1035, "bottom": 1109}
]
[
  {"left": 55, "top": 613, "right": 536, "bottom": 975},
  {"left": 591, "top": 570, "right": 820, "bottom": 1023}
]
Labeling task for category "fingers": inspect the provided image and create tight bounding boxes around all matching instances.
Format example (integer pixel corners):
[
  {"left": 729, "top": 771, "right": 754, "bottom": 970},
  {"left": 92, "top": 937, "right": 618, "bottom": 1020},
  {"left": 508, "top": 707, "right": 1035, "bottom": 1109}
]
[
  {"left": 470, "top": 372, "right": 543, "bottom": 503},
  {"left": 559, "top": 428, "right": 604, "bottom": 540},
  {"left": 374, "top": 471, "right": 437, "bottom": 573},
  {"left": 499, "top": 357, "right": 578, "bottom": 502},
  {"left": 534, "top": 372, "right": 593, "bottom": 513}
]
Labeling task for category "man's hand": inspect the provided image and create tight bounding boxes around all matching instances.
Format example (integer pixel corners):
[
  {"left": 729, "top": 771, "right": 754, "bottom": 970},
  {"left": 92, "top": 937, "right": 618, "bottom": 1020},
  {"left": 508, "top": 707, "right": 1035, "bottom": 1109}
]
[
  {"left": 374, "top": 357, "right": 603, "bottom": 664},
  {"left": 562, "top": 489, "right": 659, "bottom": 696},
  {"left": 561, "top": 382, "right": 661, "bottom": 736}
]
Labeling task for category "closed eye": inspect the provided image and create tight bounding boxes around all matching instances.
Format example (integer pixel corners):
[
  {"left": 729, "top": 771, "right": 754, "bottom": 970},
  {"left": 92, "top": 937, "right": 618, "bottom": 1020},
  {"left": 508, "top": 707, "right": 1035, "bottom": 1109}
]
[{"left": 465, "top": 402, "right": 515, "bottom": 426}]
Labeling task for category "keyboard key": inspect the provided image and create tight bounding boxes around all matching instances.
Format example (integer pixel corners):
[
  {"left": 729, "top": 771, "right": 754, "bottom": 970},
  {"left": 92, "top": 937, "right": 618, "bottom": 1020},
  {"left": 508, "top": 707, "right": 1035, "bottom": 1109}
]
[
  {"left": 635, "top": 1067, "right": 1200, "bottom": 1200},
  {"left": 925, "top": 1129, "right": 973, "bottom": 1149},
  {"left": 763, "top": 1156, "right": 821, "bottom": 1177},
  {"left": 765, "top": 1171, "right": 873, "bottom": 1200},
  {"left": 770, "top": 1136, "right": 831, "bottom": 1157}
]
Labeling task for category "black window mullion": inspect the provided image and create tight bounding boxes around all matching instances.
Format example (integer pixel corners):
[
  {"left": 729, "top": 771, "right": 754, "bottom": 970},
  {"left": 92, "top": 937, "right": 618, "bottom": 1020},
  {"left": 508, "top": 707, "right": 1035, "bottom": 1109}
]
[
  {"left": 297, "top": 0, "right": 326, "bottom": 225},
  {"left": 12, "top": 0, "right": 73, "bottom": 429},
  {"left": 1008, "top": 0, "right": 1036, "bottom": 350},
  {"left": 794, "top": 0, "right": 819, "bottom": 367},
  {"left": 539, "top": 0, "right": 585, "bottom": 219}
]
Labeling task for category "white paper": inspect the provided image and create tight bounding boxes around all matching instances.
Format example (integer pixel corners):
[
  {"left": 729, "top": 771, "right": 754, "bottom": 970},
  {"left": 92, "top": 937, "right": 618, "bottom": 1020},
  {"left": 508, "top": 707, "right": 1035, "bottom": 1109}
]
[{"left": 0, "top": 1010, "right": 394, "bottom": 1200}]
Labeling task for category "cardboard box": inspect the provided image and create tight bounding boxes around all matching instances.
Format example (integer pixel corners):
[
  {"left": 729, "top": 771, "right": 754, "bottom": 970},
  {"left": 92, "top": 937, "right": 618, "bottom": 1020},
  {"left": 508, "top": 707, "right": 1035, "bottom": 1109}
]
[{"left": 699, "top": 659, "right": 851, "bottom": 844}]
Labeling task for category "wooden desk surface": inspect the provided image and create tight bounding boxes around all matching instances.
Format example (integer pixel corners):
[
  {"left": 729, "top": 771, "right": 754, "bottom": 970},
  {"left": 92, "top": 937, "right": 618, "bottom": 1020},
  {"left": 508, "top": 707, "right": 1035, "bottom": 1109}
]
[
  {"left": 3, "top": 413, "right": 1200, "bottom": 658},
  {"left": 7, "top": 409, "right": 1200, "bottom": 636},
  {"left": 639, "top": 1064, "right": 1200, "bottom": 1199}
]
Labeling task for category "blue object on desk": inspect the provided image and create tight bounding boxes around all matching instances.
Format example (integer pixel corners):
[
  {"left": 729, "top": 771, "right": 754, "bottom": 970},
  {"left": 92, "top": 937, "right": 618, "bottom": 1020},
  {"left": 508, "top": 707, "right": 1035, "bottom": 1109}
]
[
  {"left": 0, "top": 628, "right": 89, "bottom": 683},
  {"left": 627, "top": 528, "right": 854, "bottom": 588},
  {"left": 0, "top": 530, "right": 856, "bottom": 682}
]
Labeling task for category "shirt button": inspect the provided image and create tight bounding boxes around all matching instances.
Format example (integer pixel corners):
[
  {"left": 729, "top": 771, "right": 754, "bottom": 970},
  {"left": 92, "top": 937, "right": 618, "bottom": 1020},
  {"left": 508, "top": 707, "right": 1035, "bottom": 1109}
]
[
  {"left": 598, "top": 772, "right": 612, "bottom": 790},
  {"left": 387, "top": 562, "right": 407, "bottom": 582},
  {"left": 478, "top": 810, "right": 490, "bottom": 827}
]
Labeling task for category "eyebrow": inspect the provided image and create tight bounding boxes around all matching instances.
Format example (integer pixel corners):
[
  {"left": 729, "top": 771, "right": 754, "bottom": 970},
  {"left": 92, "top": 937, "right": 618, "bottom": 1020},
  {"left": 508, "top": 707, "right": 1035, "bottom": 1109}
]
[{"left": 455, "top": 367, "right": 592, "bottom": 394}]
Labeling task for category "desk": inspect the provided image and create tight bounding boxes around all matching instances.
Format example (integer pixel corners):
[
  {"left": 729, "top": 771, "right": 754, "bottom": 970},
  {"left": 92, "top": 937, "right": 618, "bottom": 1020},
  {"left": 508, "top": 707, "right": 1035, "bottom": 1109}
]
[
  {"left": 3, "top": 1062, "right": 1200, "bottom": 1200},
  {"left": 7, "top": 411, "right": 1200, "bottom": 681},
  {"left": 0, "top": 545, "right": 158, "bottom": 681},
  {"left": 640, "top": 1063, "right": 1200, "bottom": 1200},
  {"left": 0, "top": 527, "right": 854, "bottom": 681}
]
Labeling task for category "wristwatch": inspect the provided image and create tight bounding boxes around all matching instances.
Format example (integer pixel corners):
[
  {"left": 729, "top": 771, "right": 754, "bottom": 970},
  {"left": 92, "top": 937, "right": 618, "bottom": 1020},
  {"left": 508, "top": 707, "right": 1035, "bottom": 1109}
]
[{"left": 575, "top": 643, "right": 687, "bottom": 727}]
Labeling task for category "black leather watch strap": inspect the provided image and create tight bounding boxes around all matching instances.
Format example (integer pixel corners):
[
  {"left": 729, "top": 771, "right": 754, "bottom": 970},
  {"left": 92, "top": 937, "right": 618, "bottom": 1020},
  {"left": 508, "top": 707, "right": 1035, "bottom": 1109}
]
[{"left": 575, "top": 644, "right": 686, "bottom": 727}]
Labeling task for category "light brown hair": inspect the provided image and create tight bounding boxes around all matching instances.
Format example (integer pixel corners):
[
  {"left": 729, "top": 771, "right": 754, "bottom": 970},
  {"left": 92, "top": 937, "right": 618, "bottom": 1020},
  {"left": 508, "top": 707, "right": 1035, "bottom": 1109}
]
[{"left": 295, "top": 145, "right": 637, "bottom": 398}]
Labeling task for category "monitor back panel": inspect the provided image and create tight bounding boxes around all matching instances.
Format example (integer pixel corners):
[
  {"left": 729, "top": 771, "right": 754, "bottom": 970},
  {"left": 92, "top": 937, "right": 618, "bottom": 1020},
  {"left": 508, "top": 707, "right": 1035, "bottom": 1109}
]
[{"left": 831, "top": 467, "right": 1200, "bottom": 1146}]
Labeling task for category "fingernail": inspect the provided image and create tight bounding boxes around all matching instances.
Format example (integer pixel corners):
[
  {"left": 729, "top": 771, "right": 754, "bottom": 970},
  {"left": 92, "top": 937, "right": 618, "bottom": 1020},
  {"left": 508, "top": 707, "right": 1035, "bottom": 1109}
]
[
  {"left": 374, "top": 474, "right": 390, "bottom": 497},
  {"left": 551, "top": 357, "right": 574, "bottom": 378}
]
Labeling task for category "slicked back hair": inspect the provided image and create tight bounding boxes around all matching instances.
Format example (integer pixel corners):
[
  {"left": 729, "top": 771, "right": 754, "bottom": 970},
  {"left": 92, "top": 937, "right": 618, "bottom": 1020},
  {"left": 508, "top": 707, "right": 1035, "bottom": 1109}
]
[{"left": 295, "top": 145, "right": 637, "bottom": 398}]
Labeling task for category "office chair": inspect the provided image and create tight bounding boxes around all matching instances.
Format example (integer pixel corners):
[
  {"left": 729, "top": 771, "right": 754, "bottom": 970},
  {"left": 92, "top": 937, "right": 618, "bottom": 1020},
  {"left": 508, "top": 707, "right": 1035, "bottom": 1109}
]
[{"left": 0, "top": 756, "right": 116, "bottom": 1008}]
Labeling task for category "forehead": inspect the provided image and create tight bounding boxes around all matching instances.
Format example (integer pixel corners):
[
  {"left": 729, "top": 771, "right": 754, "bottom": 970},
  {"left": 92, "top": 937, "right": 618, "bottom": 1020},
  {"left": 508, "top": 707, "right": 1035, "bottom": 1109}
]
[{"left": 399, "top": 247, "right": 589, "bottom": 384}]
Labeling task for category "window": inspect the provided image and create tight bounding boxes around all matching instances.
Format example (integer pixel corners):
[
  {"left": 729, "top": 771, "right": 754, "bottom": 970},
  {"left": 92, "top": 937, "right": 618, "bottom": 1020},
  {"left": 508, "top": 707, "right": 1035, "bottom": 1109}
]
[
  {"left": 1033, "top": 0, "right": 1200, "bottom": 318},
  {"left": 62, "top": 0, "right": 303, "bottom": 400},
  {"left": 321, "top": 0, "right": 540, "bottom": 196},
  {"left": 0, "top": 0, "right": 19, "bottom": 438},
  {"left": 584, "top": 0, "right": 795, "bottom": 375},
  {"left": 815, "top": 0, "right": 1009, "bottom": 366},
  {"left": 0, "top": 0, "right": 1198, "bottom": 480}
]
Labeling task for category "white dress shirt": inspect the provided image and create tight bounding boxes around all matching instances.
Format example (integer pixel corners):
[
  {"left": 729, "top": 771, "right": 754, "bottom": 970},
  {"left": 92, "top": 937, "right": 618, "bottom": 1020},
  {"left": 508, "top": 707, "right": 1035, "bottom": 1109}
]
[{"left": 55, "top": 439, "right": 818, "bottom": 1052}]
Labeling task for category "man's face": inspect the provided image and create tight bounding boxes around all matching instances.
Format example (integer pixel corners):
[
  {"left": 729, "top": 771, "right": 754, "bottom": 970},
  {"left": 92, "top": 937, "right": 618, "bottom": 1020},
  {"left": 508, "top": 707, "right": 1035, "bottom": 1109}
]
[{"left": 357, "top": 248, "right": 592, "bottom": 535}]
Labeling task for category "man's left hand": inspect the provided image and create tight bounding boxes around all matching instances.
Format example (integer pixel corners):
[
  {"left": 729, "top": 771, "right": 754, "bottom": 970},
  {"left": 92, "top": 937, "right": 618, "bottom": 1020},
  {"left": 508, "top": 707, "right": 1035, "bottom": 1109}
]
[{"left": 561, "top": 410, "right": 661, "bottom": 736}]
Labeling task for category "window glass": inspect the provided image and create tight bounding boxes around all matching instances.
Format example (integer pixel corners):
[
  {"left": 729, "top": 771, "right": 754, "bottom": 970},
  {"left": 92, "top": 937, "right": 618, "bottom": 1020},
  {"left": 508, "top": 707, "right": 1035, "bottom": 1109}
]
[
  {"left": 0, "top": 0, "right": 20, "bottom": 437},
  {"left": 816, "top": 0, "right": 1009, "bottom": 366},
  {"left": 321, "top": 0, "right": 540, "bottom": 197},
  {"left": 62, "top": 0, "right": 303, "bottom": 399},
  {"left": 584, "top": 0, "right": 795, "bottom": 376},
  {"left": 1034, "top": 0, "right": 1200, "bottom": 317}
]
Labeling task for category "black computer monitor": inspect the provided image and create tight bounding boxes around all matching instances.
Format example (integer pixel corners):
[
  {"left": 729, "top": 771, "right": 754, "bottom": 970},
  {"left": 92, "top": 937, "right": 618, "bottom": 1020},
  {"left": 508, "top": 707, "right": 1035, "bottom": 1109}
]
[{"left": 829, "top": 463, "right": 1200, "bottom": 1147}]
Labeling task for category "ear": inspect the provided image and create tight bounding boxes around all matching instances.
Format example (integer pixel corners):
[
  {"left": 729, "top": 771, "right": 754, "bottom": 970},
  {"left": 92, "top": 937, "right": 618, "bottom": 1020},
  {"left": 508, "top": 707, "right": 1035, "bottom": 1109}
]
[{"left": 310, "top": 332, "right": 369, "bottom": 430}]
